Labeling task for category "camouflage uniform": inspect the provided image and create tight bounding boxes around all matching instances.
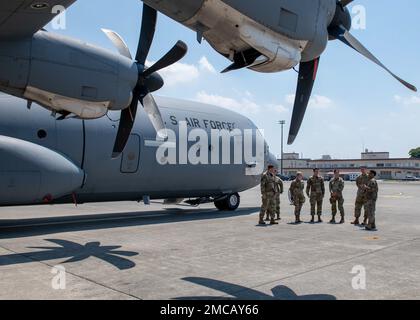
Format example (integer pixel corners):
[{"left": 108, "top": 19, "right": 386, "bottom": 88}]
[
  {"left": 274, "top": 176, "right": 284, "bottom": 219},
  {"left": 329, "top": 177, "right": 345, "bottom": 221},
  {"left": 259, "top": 171, "right": 277, "bottom": 223},
  {"left": 364, "top": 177, "right": 378, "bottom": 229},
  {"left": 355, "top": 173, "right": 369, "bottom": 223},
  {"left": 306, "top": 175, "right": 325, "bottom": 219},
  {"left": 289, "top": 179, "right": 305, "bottom": 222},
  {"left": 266, "top": 176, "right": 284, "bottom": 220}
]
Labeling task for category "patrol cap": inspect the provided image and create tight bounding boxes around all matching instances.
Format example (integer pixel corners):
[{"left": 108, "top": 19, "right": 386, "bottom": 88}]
[
  {"left": 360, "top": 165, "right": 367, "bottom": 169},
  {"left": 313, "top": 168, "right": 319, "bottom": 171},
  {"left": 370, "top": 170, "right": 377, "bottom": 176},
  {"left": 267, "top": 164, "right": 274, "bottom": 169}
]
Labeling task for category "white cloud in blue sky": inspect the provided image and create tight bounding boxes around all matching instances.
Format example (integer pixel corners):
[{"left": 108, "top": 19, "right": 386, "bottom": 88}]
[{"left": 47, "top": 0, "right": 420, "bottom": 159}]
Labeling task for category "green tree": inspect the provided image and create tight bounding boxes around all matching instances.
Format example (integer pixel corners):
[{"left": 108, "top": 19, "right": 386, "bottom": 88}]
[{"left": 409, "top": 147, "right": 420, "bottom": 158}]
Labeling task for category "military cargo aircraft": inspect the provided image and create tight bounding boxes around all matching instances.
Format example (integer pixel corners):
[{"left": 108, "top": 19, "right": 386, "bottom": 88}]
[
  {"left": 0, "top": 93, "right": 274, "bottom": 209},
  {"left": 0, "top": 1, "right": 416, "bottom": 159},
  {"left": 141, "top": 0, "right": 417, "bottom": 143},
  {"left": 0, "top": 0, "right": 189, "bottom": 158},
  {"left": 0, "top": 1, "right": 279, "bottom": 211}
]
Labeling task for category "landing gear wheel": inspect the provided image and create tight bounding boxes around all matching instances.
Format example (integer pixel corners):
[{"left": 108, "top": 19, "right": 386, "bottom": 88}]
[{"left": 214, "top": 193, "right": 240, "bottom": 211}]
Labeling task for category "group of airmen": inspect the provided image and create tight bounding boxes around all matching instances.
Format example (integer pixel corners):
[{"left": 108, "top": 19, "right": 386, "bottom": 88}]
[{"left": 259, "top": 165, "right": 379, "bottom": 231}]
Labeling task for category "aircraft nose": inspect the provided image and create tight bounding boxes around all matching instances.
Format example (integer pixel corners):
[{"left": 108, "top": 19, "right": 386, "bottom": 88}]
[{"left": 143, "top": 0, "right": 205, "bottom": 22}]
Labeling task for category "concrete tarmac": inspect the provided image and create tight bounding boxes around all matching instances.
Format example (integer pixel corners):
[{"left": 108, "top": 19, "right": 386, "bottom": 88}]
[{"left": 0, "top": 181, "right": 419, "bottom": 300}]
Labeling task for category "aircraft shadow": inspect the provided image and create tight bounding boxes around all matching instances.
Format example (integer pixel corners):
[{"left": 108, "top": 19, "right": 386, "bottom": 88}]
[
  {"left": 175, "top": 277, "right": 336, "bottom": 300},
  {"left": 0, "top": 207, "right": 259, "bottom": 240},
  {"left": 0, "top": 239, "right": 138, "bottom": 270}
]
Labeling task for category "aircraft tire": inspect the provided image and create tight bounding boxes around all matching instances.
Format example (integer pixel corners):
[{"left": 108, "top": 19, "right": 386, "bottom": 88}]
[{"left": 214, "top": 193, "right": 240, "bottom": 211}]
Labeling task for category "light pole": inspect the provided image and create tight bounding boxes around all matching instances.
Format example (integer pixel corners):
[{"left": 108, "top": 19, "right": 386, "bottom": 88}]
[{"left": 278, "top": 120, "right": 286, "bottom": 175}]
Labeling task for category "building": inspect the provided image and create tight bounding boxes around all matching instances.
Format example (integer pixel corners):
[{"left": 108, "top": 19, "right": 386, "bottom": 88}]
[{"left": 281, "top": 150, "right": 420, "bottom": 180}]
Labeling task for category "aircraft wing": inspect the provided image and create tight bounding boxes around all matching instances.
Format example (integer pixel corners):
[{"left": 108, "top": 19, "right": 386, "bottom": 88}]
[{"left": 0, "top": 0, "right": 76, "bottom": 40}]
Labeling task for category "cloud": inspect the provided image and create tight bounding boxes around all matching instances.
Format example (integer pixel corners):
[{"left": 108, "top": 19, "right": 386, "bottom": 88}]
[
  {"left": 195, "top": 91, "right": 260, "bottom": 114},
  {"left": 198, "top": 56, "right": 216, "bottom": 74},
  {"left": 266, "top": 104, "right": 289, "bottom": 114},
  {"left": 146, "top": 56, "right": 215, "bottom": 87},
  {"left": 285, "top": 94, "right": 334, "bottom": 110},
  {"left": 394, "top": 94, "right": 420, "bottom": 106},
  {"left": 156, "top": 62, "right": 200, "bottom": 87},
  {"left": 194, "top": 91, "right": 289, "bottom": 115}
]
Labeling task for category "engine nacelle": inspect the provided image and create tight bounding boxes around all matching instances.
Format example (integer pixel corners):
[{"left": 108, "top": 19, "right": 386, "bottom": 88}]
[
  {"left": 0, "top": 135, "right": 84, "bottom": 206},
  {"left": 238, "top": 24, "right": 304, "bottom": 73},
  {"left": 0, "top": 31, "right": 138, "bottom": 119}
]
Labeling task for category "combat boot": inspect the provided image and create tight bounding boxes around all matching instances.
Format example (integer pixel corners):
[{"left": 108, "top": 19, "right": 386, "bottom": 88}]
[
  {"left": 351, "top": 218, "right": 360, "bottom": 225},
  {"left": 318, "top": 216, "right": 323, "bottom": 223},
  {"left": 329, "top": 216, "right": 336, "bottom": 224},
  {"left": 270, "top": 220, "right": 279, "bottom": 225},
  {"left": 360, "top": 218, "right": 367, "bottom": 226},
  {"left": 339, "top": 217, "right": 345, "bottom": 224},
  {"left": 259, "top": 220, "right": 266, "bottom": 225},
  {"left": 365, "top": 225, "right": 374, "bottom": 231},
  {"left": 310, "top": 216, "right": 315, "bottom": 223},
  {"left": 276, "top": 214, "right": 281, "bottom": 220}
]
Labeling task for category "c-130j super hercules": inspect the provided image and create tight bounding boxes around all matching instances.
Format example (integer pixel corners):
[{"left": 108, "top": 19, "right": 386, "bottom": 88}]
[
  {"left": 0, "top": 0, "right": 417, "bottom": 153},
  {"left": 0, "top": 1, "right": 416, "bottom": 209},
  {"left": 141, "top": 0, "right": 416, "bottom": 142}
]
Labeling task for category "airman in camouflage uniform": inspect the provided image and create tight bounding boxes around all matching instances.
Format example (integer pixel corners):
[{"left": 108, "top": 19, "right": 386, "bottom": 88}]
[
  {"left": 289, "top": 172, "right": 305, "bottom": 224},
  {"left": 265, "top": 169, "right": 284, "bottom": 221},
  {"left": 352, "top": 167, "right": 369, "bottom": 225},
  {"left": 364, "top": 170, "right": 379, "bottom": 231},
  {"left": 259, "top": 165, "right": 278, "bottom": 225},
  {"left": 306, "top": 168, "right": 325, "bottom": 223},
  {"left": 329, "top": 169, "right": 345, "bottom": 224}
]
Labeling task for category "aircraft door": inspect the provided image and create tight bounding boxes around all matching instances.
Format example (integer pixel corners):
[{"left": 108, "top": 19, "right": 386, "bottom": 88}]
[{"left": 120, "top": 134, "right": 141, "bottom": 173}]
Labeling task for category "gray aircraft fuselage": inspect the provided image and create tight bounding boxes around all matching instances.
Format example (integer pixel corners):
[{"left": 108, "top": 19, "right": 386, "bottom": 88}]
[{"left": 0, "top": 94, "right": 273, "bottom": 207}]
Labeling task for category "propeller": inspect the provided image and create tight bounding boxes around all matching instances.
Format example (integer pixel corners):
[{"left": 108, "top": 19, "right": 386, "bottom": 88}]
[
  {"left": 103, "top": 4, "right": 188, "bottom": 158},
  {"left": 287, "top": 0, "right": 417, "bottom": 145},
  {"left": 288, "top": 57, "right": 320, "bottom": 145}
]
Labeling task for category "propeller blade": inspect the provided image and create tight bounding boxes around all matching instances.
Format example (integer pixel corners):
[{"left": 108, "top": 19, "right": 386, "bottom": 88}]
[
  {"left": 101, "top": 28, "right": 132, "bottom": 59},
  {"left": 142, "top": 41, "right": 188, "bottom": 78},
  {"left": 329, "top": 26, "right": 417, "bottom": 92},
  {"left": 340, "top": 0, "right": 354, "bottom": 7},
  {"left": 288, "top": 57, "right": 320, "bottom": 145},
  {"left": 142, "top": 93, "right": 167, "bottom": 139},
  {"left": 136, "top": 4, "right": 157, "bottom": 65},
  {"left": 112, "top": 92, "right": 140, "bottom": 158}
]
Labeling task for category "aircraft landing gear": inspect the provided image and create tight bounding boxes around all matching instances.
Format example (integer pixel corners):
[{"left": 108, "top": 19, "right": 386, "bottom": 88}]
[{"left": 214, "top": 193, "right": 240, "bottom": 211}]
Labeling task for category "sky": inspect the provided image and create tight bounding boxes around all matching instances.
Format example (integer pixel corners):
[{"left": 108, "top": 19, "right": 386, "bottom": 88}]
[{"left": 46, "top": 0, "right": 420, "bottom": 160}]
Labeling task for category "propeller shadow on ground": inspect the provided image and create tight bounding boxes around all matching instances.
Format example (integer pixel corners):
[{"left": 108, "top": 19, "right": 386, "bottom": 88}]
[
  {"left": 0, "top": 207, "right": 259, "bottom": 239},
  {"left": 0, "top": 239, "right": 138, "bottom": 270},
  {"left": 175, "top": 277, "right": 336, "bottom": 300}
]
